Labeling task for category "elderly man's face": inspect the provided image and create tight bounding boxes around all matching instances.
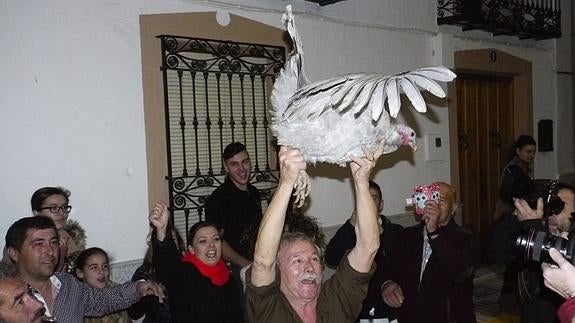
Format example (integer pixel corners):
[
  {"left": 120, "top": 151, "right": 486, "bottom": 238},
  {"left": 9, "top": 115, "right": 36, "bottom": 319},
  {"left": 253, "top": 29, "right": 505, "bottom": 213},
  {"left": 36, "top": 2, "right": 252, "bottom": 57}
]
[
  {"left": 0, "top": 278, "right": 44, "bottom": 323},
  {"left": 436, "top": 182, "right": 457, "bottom": 226},
  {"left": 278, "top": 239, "right": 323, "bottom": 303}
]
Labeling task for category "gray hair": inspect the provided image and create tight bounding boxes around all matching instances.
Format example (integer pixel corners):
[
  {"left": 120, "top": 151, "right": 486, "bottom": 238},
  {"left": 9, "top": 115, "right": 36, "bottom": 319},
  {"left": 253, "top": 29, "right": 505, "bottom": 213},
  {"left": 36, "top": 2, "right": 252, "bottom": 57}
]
[
  {"left": 277, "top": 232, "right": 324, "bottom": 267},
  {"left": 0, "top": 257, "right": 16, "bottom": 280},
  {"left": 0, "top": 257, "right": 18, "bottom": 320}
]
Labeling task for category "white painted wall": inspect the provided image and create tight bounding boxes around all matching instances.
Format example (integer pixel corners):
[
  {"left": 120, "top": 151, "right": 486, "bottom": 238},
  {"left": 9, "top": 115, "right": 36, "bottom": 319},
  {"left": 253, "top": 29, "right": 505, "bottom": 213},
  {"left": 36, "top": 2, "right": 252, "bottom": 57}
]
[{"left": 1, "top": 0, "right": 571, "bottom": 264}]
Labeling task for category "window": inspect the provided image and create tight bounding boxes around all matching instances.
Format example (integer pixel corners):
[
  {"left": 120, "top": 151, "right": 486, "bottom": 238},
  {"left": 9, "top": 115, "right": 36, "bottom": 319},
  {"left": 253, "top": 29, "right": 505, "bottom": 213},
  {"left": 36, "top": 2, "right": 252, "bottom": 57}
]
[{"left": 158, "top": 35, "right": 284, "bottom": 242}]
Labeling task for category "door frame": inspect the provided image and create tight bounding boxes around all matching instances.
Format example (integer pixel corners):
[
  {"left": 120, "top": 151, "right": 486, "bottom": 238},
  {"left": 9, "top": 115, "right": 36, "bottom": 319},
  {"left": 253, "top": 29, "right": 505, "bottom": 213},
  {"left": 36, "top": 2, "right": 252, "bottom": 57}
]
[{"left": 448, "top": 48, "right": 533, "bottom": 226}]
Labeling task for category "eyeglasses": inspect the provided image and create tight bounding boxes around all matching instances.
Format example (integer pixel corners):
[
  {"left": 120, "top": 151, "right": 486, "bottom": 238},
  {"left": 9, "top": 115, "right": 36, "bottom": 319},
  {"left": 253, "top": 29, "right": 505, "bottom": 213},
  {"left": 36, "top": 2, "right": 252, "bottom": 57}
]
[{"left": 38, "top": 205, "right": 72, "bottom": 214}]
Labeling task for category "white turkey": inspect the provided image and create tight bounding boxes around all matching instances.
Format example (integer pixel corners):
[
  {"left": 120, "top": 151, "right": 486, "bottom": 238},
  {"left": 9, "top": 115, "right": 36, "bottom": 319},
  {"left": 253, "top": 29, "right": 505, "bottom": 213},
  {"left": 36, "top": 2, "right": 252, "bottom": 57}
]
[{"left": 271, "top": 5, "right": 457, "bottom": 206}]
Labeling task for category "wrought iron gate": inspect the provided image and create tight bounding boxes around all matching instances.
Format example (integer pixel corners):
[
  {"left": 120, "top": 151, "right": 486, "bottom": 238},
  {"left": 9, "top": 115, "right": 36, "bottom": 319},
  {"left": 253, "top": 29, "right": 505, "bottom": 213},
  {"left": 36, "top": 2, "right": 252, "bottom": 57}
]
[{"left": 159, "top": 35, "right": 284, "bottom": 243}]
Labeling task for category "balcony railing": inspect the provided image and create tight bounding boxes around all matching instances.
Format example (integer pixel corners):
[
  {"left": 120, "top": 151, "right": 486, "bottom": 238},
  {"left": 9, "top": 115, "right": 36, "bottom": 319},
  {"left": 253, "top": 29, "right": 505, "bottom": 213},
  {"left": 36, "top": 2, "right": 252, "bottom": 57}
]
[
  {"left": 438, "top": 0, "right": 561, "bottom": 40},
  {"left": 304, "top": 0, "right": 348, "bottom": 5}
]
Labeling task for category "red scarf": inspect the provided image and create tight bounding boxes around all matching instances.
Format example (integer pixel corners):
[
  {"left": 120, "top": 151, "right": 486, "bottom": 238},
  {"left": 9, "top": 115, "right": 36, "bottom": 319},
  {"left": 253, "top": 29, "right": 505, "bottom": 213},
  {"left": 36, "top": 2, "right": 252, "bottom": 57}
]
[{"left": 181, "top": 252, "right": 230, "bottom": 286}]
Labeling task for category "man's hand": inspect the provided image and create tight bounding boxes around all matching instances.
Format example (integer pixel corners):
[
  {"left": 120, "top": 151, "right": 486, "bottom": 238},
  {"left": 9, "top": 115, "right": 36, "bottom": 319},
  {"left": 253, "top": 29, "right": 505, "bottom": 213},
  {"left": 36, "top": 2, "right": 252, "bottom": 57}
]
[
  {"left": 513, "top": 197, "right": 543, "bottom": 221},
  {"left": 349, "top": 143, "right": 384, "bottom": 184},
  {"left": 422, "top": 201, "right": 440, "bottom": 236},
  {"left": 278, "top": 146, "right": 306, "bottom": 187},
  {"left": 382, "top": 280, "right": 404, "bottom": 308},
  {"left": 542, "top": 248, "right": 575, "bottom": 299},
  {"left": 149, "top": 202, "right": 169, "bottom": 241},
  {"left": 136, "top": 280, "right": 166, "bottom": 303}
]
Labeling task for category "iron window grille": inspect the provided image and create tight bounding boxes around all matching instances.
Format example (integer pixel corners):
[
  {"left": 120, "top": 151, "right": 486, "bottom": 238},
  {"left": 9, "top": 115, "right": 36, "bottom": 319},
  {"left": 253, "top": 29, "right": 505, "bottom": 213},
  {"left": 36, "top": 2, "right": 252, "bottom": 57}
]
[{"left": 158, "top": 35, "right": 285, "bottom": 243}]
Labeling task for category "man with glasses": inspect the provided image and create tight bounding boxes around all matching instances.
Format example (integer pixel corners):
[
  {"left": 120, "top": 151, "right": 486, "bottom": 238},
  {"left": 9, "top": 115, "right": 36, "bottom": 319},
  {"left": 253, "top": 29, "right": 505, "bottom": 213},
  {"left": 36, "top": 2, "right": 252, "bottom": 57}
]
[{"left": 30, "top": 187, "right": 85, "bottom": 273}]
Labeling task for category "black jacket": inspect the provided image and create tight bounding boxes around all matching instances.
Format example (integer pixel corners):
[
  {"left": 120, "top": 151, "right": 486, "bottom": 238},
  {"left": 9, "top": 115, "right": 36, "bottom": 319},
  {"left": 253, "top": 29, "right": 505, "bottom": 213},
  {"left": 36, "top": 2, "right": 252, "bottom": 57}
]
[
  {"left": 152, "top": 231, "right": 244, "bottom": 323},
  {"left": 128, "top": 267, "right": 172, "bottom": 323},
  {"left": 378, "top": 220, "right": 477, "bottom": 323},
  {"left": 205, "top": 177, "right": 262, "bottom": 261},
  {"left": 325, "top": 215, "right": 403, "bottom": 320}
]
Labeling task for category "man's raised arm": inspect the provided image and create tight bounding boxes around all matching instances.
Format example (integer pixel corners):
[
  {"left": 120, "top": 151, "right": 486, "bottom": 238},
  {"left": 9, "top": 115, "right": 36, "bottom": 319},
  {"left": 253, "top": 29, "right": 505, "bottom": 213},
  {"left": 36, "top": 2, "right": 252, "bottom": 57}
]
[
  {"left": 347, "top": 144, "right": 384, "bottom": 273},
  {"left": 251, "top": 147, "right": 306, "bottom": 287}
]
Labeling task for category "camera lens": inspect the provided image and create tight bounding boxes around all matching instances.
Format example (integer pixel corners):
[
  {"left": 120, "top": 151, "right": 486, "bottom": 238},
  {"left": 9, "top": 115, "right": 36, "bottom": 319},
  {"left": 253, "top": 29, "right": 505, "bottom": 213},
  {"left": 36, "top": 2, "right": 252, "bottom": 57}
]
[{"left": 515, "top": 228, "right": 575, "bottom": 264}]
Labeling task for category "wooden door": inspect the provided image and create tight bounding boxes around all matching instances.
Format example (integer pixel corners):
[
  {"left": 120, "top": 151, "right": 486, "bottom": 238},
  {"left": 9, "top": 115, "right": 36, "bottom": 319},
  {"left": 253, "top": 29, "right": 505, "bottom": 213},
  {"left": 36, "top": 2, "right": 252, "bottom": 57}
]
[{"left": 457, "top": 73, "right": 515, "bottom": 242}]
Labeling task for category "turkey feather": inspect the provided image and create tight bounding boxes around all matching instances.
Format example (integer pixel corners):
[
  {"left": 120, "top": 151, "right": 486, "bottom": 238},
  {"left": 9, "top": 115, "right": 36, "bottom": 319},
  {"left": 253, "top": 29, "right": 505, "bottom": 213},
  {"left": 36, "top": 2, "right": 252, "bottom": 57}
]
[
  {"left": 399, "top": 77, "right": 427, "bottom": 113},
  {"left": 385, "top": 78, "right": 401, "bottom": 118},
  {"left": 405, "top": 74, "right": 446, "bottom": 98}
]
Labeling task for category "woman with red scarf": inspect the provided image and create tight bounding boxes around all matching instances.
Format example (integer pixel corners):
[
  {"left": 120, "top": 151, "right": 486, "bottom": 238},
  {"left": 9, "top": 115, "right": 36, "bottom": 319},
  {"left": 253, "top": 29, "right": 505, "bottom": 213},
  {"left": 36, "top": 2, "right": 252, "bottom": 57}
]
[{"left": 149, "top": 202, "right": 243, "bottom": 323}]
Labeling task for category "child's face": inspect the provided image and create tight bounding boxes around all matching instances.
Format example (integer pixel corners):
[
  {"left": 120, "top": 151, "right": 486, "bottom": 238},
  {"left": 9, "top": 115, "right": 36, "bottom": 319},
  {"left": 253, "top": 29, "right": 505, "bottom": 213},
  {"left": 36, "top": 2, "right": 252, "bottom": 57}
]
[{"left": 78, "top": 253, "right": 109, "bottom": 288}]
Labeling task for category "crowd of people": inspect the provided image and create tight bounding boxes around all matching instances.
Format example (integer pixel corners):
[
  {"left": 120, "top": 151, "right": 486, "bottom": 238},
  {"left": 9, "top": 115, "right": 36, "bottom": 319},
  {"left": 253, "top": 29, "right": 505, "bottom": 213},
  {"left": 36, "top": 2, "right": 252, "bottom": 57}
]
[{"left": 1, "top": 137, "right": 574, "bottom": 323}]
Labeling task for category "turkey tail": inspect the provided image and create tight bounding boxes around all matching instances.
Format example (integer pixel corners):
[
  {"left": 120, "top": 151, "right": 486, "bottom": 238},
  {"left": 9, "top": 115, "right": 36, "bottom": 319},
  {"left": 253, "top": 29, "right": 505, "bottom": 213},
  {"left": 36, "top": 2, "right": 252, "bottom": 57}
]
[{"left": 270, "top": 5, "right": 309, "bottom": 125}]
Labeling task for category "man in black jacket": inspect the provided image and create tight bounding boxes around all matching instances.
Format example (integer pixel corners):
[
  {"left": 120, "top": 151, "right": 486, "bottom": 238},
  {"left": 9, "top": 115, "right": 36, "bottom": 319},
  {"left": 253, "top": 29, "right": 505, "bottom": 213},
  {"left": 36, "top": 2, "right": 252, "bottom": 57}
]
[
  {"left": 484, "top": 182, "right": 575, "bottom": 323},
  {"left": 205, "top": 142, "right": 263, "bottom": 274},
  {"left": 325, "top": 180, "right": 403, "bottom": 322},
  {"left": 379, "top": 182, "right": 477, "bottom": 323}
]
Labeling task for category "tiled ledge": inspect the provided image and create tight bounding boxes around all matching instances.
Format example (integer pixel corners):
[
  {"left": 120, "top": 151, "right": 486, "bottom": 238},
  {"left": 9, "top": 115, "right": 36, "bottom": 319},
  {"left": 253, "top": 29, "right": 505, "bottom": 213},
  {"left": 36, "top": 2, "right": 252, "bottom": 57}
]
[{"left": 110, "top": 258, "right": 142, "bottom": 284}]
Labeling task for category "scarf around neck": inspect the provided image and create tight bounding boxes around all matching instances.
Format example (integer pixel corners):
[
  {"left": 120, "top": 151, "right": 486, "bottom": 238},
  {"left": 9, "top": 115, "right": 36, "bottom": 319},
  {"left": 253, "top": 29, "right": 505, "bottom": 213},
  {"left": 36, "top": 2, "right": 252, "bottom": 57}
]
[{"left": 181, "top": 251, "right": 230, "bottom": 286}]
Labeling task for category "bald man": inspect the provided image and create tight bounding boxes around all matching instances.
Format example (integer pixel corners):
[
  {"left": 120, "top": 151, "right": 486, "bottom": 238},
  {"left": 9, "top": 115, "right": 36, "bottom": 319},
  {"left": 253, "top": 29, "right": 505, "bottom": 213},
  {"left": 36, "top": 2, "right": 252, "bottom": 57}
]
[
  {"left": 378, "top": 182, "right": 478, "bottom": 323},
  {"left": 0, "top": 276, "right": 45, "bottom": 323}
]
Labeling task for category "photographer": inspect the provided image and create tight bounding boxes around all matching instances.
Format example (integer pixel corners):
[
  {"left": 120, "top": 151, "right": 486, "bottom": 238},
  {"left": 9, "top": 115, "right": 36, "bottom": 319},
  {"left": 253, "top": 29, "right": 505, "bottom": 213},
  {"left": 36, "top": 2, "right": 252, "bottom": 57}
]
[
  {"left": 542, "top": 248, "right": 575, "bottom": 323},
  {"left": 484, "top": 182, "right": 575, "bottom": 323}
]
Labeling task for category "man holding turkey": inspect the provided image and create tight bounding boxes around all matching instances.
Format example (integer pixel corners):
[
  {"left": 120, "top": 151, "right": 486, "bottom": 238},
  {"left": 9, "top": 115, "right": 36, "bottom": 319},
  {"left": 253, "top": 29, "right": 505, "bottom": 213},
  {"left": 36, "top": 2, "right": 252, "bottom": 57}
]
[{"left": 245, "top": 144, "right": 383, "bottom": 323}]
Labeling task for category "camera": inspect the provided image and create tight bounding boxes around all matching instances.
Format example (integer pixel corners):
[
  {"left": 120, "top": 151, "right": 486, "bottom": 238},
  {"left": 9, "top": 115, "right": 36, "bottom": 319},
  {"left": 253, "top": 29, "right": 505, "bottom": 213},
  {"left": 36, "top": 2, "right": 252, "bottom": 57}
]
[
  {"left": 500, "top": 165, "right": 564, "bottom": 217},
  {"left": 516, "top": 228, "right": 575, "bottom": 265},
  {"left": 505, "top": 166, "right": 573, "bottom": 264},
  {"left": 406, "top": 183, "right": 440, "bottom": 215}
]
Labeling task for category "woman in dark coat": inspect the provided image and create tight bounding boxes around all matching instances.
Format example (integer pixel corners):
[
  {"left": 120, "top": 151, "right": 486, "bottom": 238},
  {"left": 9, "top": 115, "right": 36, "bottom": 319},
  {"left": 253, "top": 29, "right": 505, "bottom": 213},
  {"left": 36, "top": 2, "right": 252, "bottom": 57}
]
[
  {"left": 490, "top": 134, "right": 536, "bottom": 314},
  {"left": 149, "top": 202, "right": 243, "bottom": 323},
  {"left": 493, "top": 134, "right": 537, "bottom": 220}
]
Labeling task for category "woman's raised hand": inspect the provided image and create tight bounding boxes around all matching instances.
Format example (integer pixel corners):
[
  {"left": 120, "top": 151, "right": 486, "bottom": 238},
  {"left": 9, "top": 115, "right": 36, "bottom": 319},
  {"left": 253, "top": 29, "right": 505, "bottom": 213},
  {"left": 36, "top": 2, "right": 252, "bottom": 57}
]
[{"left": 149, "top": 201, "right": 169, "bottom": 240}]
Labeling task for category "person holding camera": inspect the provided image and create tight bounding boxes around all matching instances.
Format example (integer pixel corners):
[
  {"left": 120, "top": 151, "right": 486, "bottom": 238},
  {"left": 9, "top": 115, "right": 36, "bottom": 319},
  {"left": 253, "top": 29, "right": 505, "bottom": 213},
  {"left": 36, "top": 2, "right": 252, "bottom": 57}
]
[
  {"left": 378, "top": 182, "right": 477, "bottom": 323},
  {"left": 484, "top": 182, "right": 575, "bottom": 323},
  {"left": 542, "top": 248, "right": 575, "bottom": 323}
]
